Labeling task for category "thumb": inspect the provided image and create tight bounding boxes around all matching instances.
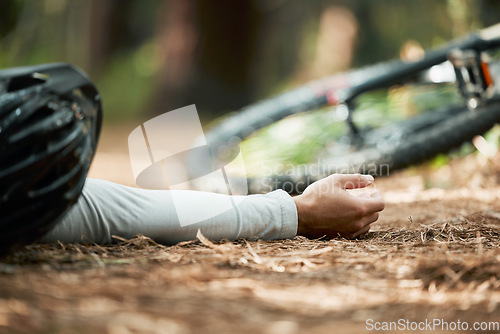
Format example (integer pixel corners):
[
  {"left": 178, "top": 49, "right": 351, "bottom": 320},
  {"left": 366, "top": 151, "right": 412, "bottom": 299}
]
[{"left": 334, "top": 174, "right": 374, "bottom": 189}]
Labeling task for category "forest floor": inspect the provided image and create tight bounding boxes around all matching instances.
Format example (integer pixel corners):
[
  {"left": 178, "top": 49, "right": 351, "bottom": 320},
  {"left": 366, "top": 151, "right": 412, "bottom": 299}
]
[{"left": 1, "top": 125, "right": 500, "bottom": 334}]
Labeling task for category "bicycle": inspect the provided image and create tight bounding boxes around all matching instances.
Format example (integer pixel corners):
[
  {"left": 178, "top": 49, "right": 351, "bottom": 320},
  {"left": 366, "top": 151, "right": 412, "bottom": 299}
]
[{"left": 203, "top": 24, "right": 500, "bottom": 195}]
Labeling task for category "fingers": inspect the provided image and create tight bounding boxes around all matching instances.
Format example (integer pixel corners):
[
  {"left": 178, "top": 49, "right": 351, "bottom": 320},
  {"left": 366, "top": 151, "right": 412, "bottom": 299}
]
[
  {"left": 362, "top": 211, "right": 380, "bottom": 226},
  {"left": 357, "top": 189, "right": 385, "bottom": 212},
  {"left": 349, "top": 189, "right": 385, "bottom": 213},
  {"left": 343, "top": 224, "right": 371, "bottom": 239},
  {"left": 370, "top": 189, "right": 383, "bottom": 199},
  {"left": 345, "top": 212, "right": 379, "bottom": 238},
  {"left": 333, "top": 174, "right": 374, "bottom": 190},
  {"left": 352, "top": 224, "right": 371, "bottom": 238},
  {"left": 353, "top": 191, "right": 369, "bottom": 199}
]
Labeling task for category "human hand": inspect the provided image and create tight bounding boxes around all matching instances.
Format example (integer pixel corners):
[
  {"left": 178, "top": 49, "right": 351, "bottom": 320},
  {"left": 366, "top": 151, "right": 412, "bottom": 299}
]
[{"left": 292, "top": 174, "right": 385, "bottom": 239}]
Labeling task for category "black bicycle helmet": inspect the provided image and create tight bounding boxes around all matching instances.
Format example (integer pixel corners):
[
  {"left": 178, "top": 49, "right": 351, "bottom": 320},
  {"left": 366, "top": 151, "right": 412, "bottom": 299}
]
[{"left": 0, "top": 63, "right": 102, "bottom": 256}]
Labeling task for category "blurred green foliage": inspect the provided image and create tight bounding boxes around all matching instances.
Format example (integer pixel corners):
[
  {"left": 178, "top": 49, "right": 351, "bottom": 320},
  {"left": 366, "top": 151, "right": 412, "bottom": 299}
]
[
  {"left": 96, "top": 51, "right": 157, "bottom": 122},
  {"left": 0, "top": 0, "right": 159, "bottom": 123}
]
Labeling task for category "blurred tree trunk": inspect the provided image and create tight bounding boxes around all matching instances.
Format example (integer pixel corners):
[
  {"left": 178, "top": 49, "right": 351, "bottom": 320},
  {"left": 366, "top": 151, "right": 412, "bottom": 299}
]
[
  {"left": 87, "top": 0, "right": 114, "bottom": 76},
  {"left": 150, "top": 0, "right": 265, "bottom": 121},
  {"left": 151, "top": 0, "right": 198, "bottom": 117},
  {"left": 149, "top": 0, "right": 315, "bottom": 121}
]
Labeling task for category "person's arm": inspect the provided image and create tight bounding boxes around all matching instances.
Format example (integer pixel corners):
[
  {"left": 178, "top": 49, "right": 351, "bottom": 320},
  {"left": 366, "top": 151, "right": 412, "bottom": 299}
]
[
  {"left": 39, "top": 174, "right": 385, "bottom": 245},
  {"left": 39, "top": 178, "right": 298, "bottom": 245}
]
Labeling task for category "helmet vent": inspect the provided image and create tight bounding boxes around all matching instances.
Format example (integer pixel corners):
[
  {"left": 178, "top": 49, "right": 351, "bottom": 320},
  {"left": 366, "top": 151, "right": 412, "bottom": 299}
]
[{"left": 7, "top": 74, "right": 48, "bottom": 92}]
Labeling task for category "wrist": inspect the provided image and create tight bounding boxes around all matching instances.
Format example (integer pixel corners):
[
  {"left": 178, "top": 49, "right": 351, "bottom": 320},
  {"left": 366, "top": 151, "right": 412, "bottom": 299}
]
[{"left": 293, "top": 195, "right": 312, "bottom": 236}]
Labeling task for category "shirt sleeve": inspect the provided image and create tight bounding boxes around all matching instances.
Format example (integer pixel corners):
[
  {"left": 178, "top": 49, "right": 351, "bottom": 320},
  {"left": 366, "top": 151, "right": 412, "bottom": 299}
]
[{"left": 39, "top": 178, "right": 298, "bottom": 245}]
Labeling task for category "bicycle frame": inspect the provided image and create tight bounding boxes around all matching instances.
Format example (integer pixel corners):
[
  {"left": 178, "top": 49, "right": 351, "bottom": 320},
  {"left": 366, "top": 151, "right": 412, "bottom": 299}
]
[{"left": 326, "top": 24, "right": 500, "bottom": 138}]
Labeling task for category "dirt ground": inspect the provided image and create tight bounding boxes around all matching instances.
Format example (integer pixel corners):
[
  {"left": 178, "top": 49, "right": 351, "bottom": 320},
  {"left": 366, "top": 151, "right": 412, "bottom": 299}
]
[{"left": 1, "top": 125, "right": 500, "bottom": 334}]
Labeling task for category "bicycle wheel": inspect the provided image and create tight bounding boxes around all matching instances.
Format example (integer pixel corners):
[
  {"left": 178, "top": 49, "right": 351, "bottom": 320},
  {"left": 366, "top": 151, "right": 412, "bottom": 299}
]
[{"left": 205, "top": 96, "right": 500, "bottom": 194}]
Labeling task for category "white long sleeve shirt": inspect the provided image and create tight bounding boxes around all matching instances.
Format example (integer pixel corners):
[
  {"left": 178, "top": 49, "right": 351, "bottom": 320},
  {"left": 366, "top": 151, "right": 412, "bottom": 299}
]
[{"left": 40, "top": 178, "right": 298, "bottom": 245}]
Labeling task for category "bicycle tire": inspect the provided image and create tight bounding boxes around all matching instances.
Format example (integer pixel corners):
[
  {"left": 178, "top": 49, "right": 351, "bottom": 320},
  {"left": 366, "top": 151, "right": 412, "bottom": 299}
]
[{"left": 244, "top": 101, "right": 500, "bottom": 194}]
